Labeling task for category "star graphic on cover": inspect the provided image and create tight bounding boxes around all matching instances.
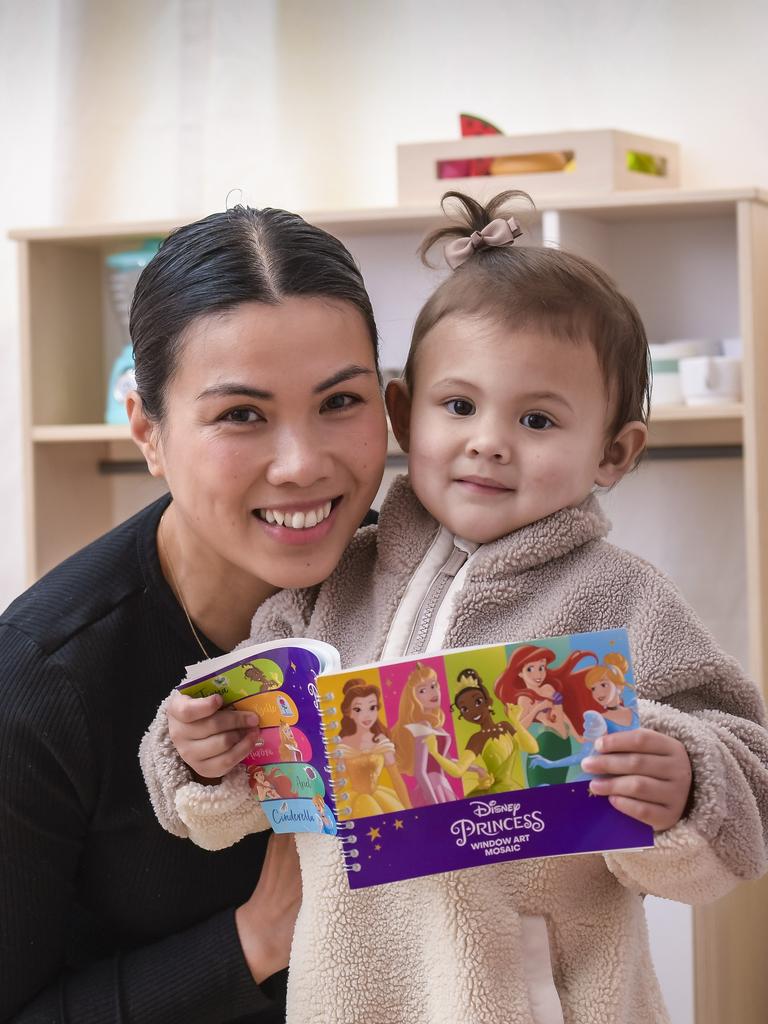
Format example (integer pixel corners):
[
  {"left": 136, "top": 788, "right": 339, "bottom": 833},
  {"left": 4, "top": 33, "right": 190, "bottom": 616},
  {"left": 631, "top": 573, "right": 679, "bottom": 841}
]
[
  {"left": 367, "top": 826, "right": 381, "bottom": 841},
  {"left": 393, "top": 819, "right": 404, "bottom": 830},
  {"left": 375, "top": 844, "right": 381, "bottom": 851},
  {"left": 290, "top": 661, "right": 297, "bottom": 671}
]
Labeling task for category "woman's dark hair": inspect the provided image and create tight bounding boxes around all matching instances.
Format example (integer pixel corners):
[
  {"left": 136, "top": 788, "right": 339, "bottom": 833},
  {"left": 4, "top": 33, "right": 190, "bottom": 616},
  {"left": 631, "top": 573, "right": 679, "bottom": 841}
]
[
  {"left": 406, "top": 190, "right": 650, "bottom": 439},
  {"left": 130, "top": 205, "right": 379, "bottom": 420}
]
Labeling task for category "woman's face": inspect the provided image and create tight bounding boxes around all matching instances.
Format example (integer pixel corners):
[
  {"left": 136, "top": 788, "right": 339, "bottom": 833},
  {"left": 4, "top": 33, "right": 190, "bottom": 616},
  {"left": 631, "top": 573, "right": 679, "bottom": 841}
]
[
  {"left": 519, "top": 658, "right": 548, "bottom": 689},
  {"left": 414, "top": 676, "right": 441, "bottom": 711},
  {"left": 139, "top": 297, "right": 387, "bottom": 591}
]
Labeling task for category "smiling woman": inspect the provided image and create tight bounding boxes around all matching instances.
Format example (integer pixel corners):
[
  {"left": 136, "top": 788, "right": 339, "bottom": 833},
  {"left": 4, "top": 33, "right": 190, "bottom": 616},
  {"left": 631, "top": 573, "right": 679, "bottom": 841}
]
[
  {"left": 0, "top": 205, "right": 388, "bottom": 1022},
  {"left": 131, "top": 296, "right": 386, "bottom": 652}
]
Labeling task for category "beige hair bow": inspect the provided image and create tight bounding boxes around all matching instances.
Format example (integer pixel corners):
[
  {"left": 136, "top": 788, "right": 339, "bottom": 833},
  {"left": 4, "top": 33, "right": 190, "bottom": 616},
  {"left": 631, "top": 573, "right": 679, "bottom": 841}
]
[{"left": 444, "top": 216, "right": 522, "bottom": 270}]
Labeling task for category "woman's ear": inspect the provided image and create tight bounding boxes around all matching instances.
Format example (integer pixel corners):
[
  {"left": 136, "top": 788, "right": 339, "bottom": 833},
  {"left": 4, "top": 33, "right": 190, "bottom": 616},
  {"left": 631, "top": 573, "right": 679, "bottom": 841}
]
[
  {"left": 385, "top": 379, "right": 412, "bottom": 453},
  {"left": 126, "top": 392, "right": 166, "bottom": 479},
  {"left": 595, "top": 420, "right": 648, "bottom": 487}
]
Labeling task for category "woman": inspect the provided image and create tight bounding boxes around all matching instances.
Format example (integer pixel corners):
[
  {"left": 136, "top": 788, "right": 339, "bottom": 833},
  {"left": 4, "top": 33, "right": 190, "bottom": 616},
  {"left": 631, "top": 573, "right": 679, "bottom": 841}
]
[
  {"left": 0, "top": 205, "right": 389, "bottom": 1021},
  {"left": 335, "top": 678, "right": 410, "bottom": 816}
]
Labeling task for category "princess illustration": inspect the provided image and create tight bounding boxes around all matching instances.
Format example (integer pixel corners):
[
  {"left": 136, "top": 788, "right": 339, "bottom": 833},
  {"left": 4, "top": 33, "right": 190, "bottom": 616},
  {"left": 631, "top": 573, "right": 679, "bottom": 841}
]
[
  {"left": 278, "top": 722, "right": 301, "bottom": 762},
  {"left": 443, "top": 668, "right": 537, "bottom": 794},
  {"left": 391, "top": 663, "right": 486, "bottom": 806},
  {"left": 247, "top": 764, "right": 296, "bottom": 801},
  {"left": 494, "top": 646, "right": 600, "bottom": 785},
  {"left": 336, "top": 679, "right": 411, "bottom": 817},
  {"left": 584, "top": 652, "right": 639, "bottom": 732},
  {"left": 244, "top": 661, "right": 281, "bottom": 693}
]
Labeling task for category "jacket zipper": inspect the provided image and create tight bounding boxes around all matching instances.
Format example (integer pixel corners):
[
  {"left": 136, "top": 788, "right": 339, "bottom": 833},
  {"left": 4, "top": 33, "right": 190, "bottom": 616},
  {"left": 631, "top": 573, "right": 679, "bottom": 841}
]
[{"left": 404, "top": 544, "right": 469, "bottom": 656}]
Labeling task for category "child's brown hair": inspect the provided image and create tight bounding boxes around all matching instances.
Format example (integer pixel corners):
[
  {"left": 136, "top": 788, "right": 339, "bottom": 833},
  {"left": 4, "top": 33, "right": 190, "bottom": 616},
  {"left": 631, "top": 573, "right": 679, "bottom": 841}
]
[{"left": 406, "top": 191, "right": 651, "bottom": 440}]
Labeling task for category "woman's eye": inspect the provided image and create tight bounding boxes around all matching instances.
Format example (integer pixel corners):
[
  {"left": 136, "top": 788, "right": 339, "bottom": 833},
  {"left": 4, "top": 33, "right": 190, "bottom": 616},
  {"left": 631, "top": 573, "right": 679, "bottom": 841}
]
[
  {"left": 321, "top": 393, "right": 360, "bottom": 412},
  {"left": 222, "top": 407, "right": 262, "bottom": 424},
  {"left": 445, "top": 398, "right": 475, "bottom": 417},
  {"left": 521, "top": 412, "right": 553, "bottom": 431}
]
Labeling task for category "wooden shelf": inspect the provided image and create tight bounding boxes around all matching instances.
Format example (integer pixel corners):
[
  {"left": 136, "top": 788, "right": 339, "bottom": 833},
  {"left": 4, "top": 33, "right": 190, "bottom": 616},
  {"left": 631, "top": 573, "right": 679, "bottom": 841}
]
[
  {"left": 9, "top": 188, "right": 768, "bottom": 245},
  {"left": 32, "top": 424, "right": 133, "bottom": 442}
]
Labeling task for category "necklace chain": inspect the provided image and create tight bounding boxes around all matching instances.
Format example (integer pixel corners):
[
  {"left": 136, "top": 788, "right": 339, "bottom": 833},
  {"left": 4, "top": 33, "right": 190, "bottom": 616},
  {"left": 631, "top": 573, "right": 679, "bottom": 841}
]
[{"left": 159, "top": 510, "right": 211, "bottom": 660}]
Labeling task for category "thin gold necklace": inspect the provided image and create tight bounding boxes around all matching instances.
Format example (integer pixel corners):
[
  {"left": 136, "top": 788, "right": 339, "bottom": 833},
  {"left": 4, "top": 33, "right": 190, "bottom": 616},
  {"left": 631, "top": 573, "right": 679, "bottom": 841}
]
[{"left": 159, "top": 509, "right": 212, "bottom": 660}]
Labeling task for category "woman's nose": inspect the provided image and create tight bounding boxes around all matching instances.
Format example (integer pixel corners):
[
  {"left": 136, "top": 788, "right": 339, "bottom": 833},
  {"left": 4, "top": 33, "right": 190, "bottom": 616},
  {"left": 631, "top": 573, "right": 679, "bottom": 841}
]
[{"left": 265, "top": 429, "right": 332, "bottom": 486}]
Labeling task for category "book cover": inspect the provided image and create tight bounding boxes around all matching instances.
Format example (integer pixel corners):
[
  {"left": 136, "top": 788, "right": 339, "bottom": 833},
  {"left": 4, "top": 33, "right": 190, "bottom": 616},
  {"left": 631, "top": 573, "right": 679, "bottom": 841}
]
[{"left": 177, "top": 629, "right": 654, "bottom": 888}]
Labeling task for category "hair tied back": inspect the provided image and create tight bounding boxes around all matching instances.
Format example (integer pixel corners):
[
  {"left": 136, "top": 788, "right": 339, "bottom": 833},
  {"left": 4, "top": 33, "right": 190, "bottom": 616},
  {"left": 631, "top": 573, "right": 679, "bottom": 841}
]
[{"left": 444, "top": 216, "right": 523, "bottom": 270}]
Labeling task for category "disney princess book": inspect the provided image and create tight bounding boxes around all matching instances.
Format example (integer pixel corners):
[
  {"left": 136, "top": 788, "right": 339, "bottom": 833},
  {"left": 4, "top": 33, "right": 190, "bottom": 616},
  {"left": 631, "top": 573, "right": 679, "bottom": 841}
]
[{"left": 177, "top": 628, "right": 653, "bottom": 889}]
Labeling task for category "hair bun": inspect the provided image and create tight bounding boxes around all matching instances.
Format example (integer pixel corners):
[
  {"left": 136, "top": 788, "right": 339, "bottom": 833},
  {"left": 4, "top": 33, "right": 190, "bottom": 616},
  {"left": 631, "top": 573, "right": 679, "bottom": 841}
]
[
  {"left": 342, "top": 677, "right": 367, "bottom": 694},
  {"left": 419, "top": 189, "right": 534, "bottom": 267},
  {"left": 604, "top": 652, "right": 629, "bottom": 676}
]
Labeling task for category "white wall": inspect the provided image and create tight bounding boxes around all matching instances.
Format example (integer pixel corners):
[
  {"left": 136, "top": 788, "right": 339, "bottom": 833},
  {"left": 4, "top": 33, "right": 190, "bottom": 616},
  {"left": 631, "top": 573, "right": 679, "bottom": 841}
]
[{"left": 3, "top": 2, "right": 768, "bottom": 1018}]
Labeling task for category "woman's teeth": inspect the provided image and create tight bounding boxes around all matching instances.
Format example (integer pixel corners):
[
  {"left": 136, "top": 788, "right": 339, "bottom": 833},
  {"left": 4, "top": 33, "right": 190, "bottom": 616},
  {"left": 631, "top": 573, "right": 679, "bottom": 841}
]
[{"left": 259, "top": 500, "right": 333, "bottom": 529}]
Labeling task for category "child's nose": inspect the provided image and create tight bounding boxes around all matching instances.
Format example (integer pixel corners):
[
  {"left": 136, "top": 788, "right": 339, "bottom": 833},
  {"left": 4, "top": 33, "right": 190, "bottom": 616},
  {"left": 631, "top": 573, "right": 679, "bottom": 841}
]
[{"left": 466, "top": 432, "right": 511, "bottom": 463}]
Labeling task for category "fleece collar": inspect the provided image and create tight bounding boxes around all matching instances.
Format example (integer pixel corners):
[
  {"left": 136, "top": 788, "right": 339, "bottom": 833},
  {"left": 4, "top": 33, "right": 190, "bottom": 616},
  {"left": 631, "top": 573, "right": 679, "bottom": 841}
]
[{"left": 376, "top": 474, "right": 611, "bottom": 579}]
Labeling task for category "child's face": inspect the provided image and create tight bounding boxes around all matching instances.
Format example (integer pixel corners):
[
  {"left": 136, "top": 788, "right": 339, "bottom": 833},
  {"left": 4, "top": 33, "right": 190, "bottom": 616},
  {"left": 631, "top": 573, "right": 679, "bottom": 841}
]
[{"left": 388, "top": 315, "right": 643, "bottom": 544}]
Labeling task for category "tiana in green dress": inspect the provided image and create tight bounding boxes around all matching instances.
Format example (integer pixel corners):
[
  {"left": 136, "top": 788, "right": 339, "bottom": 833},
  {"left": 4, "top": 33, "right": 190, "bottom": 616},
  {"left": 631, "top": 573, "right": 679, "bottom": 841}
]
[{"left": 425, "top": 670, "right": 539, "bottom": 794}]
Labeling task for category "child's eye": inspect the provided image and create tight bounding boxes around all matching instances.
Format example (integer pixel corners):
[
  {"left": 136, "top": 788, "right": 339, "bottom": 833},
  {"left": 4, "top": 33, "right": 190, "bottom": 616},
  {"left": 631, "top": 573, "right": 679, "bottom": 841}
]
[
  {"left": 521, "top": 412, "right": 554, "bottom": 431},
  {"left": 321, "top": 393, "right": 361, "bottom": 413},
  {"left": 222, "top": 407, "right": 262, "bottom": 424},
  {"left": 444, "top": 398, "right": 476, "bottom": 417}
]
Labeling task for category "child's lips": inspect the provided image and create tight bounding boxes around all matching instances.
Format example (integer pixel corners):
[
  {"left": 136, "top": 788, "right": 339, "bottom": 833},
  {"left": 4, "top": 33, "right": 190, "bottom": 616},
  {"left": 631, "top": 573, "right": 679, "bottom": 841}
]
[{"left": 456, "top": 476, "right": 512, "bottom": 493}]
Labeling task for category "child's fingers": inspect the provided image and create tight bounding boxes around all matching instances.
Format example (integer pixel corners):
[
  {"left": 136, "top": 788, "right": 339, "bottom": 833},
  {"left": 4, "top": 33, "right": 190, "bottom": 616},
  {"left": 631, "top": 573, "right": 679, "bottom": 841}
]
[
  {"left": 588, "top": 773, "right": 670, "bottom": 805},
  {"left": 174, "top": 707, "right": 260, "bottom": 743},
  {"left": 581, "top": 751, "right": 678, "bottom": 780},
  {"left": 593, "top": 727, "right": 678, "bottom": 757},
  {"left": 602, "top": 793, "right": 675, "bottom": 831},
  {"left": 183, "top": 729, "right": 261, "bottom": 779},
  {"left": 168, "top": 690, "right": 223, "bottom": 723}
]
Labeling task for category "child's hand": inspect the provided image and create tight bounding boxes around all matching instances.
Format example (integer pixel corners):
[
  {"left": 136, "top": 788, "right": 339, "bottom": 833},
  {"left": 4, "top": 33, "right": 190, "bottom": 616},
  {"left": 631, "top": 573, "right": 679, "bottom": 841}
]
[
  {"left": 167, "top": 690, "right": 261, "bottom": 781},
  {"left": 581, "top": 727, "right": 692, "bottom": 832}
]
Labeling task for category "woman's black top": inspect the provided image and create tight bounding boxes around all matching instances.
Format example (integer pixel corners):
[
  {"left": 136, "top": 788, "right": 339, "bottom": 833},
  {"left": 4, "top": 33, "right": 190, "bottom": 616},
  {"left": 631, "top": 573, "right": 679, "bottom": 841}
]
[{"left": 0, "top": 496, "right": 306, "bottom": 1023}]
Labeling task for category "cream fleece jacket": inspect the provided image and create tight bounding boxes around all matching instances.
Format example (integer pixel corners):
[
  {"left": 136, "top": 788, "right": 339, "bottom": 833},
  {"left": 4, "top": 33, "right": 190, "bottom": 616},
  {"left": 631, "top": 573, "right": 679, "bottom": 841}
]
[{"left": 141, "top": 476, "right": 768, "bottom": 1024}]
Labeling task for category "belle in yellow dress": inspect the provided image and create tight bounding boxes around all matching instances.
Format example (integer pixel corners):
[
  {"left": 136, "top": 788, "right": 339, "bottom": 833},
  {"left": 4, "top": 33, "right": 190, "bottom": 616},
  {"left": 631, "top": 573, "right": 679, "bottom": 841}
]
[{"left": 336, "top": 678, "right": 411, "bottom": 818}]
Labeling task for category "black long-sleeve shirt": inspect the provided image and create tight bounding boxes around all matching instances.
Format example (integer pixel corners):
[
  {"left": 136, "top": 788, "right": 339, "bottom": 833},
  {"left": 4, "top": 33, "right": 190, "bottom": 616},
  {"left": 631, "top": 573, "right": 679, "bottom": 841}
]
[{"left": 0, "top": 496, "right": 287, "bottom": 1022}]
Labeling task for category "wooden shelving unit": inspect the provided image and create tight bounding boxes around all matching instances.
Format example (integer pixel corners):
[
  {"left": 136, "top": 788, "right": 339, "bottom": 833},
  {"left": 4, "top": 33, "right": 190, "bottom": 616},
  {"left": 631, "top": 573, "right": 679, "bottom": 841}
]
[{"left": 11, "top": 187, "right": 768, "bottom": 1024}]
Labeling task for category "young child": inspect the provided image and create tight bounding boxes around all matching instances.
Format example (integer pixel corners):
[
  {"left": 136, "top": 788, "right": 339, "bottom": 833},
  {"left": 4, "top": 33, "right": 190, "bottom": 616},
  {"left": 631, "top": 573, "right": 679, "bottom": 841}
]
[{"left": 141, "top": 191, "right": 768, "bottom": 1024}]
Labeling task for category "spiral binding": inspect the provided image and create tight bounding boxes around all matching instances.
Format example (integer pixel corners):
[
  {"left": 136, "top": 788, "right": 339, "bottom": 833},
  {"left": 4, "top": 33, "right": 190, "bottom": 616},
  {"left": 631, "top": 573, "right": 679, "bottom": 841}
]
[{"left": 319, "top": 691, "right": 361, "bottom": 873}]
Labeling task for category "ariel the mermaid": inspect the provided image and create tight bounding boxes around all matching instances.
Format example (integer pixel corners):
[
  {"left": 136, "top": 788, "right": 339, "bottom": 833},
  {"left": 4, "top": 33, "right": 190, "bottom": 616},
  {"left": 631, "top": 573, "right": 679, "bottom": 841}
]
[
  {"left": 494, "top": 646, "right": 601, "bottom": 786},
  {"left": 336, "top": 678, "right": 411, "bottom": 817}
]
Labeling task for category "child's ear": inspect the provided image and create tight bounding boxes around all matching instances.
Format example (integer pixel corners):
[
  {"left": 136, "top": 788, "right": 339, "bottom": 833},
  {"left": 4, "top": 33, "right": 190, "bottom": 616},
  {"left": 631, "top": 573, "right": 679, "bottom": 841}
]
[
  {"left": 385, "top": 379, "right": 412, "bottom": 453},
  {"left": 126, "top": 391, "right": 166, "bottom": 479},
  {"left": 595, "top": 420, "right": 648, "bottom": 487}
]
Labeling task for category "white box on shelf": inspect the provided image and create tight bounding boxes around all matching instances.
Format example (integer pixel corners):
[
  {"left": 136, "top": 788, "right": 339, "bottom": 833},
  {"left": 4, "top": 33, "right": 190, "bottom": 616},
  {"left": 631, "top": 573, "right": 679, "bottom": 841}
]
[{"left": 397, "top": 129, "right": 679, "bottom": 205}]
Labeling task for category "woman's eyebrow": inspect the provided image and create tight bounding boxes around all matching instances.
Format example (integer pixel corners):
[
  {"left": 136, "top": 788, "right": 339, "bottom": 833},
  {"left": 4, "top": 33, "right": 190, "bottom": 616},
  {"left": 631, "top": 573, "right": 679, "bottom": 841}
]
[
  {"left": 196, "top": 383, "right": 271, "bottom": 401},
  {"left": 196, "top": 365, "right": 375, "bottom": 402},
  {"left": 313, "top": 364, "right": 376, "bottom": 394}
]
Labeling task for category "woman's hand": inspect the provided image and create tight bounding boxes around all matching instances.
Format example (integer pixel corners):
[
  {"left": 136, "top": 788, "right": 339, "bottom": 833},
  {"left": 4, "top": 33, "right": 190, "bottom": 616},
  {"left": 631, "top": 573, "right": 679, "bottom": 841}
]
[
  {"left": 582, "top": 727, "right": 693, "bottom": 832},
  {"left": 167, "top": 690, "right": 261, "bottom": 780},
  {"left": 235, "top": 832, "right": 302, "bottom": 983}
]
